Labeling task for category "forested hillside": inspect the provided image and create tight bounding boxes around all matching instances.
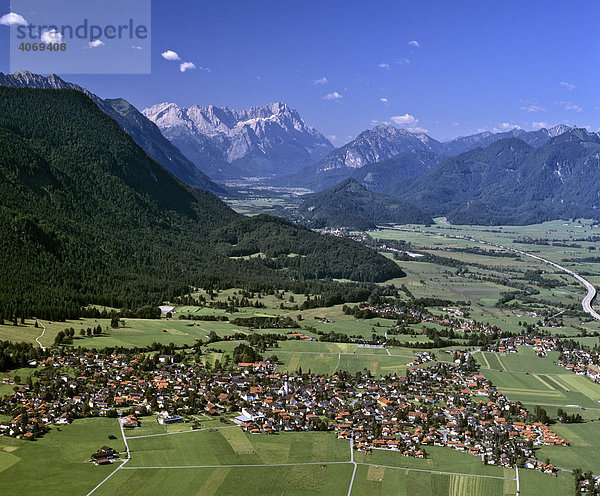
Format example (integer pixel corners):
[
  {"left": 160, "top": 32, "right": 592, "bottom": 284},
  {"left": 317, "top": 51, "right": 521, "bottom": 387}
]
[
  {"left": 298, "top": 178, "right": 432, "bottom": 229},
  {"left": 389, "top": 132, "right": 600, "bottom": 225},
  {"left": 0, "top": 87, "right": 403, "bottom": 320}
]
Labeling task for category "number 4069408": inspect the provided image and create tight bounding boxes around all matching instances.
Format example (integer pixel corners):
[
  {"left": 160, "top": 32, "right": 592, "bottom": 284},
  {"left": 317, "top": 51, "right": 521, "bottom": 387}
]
[{"left": 18, "top": 42, "right": 67, "bottom": 51}]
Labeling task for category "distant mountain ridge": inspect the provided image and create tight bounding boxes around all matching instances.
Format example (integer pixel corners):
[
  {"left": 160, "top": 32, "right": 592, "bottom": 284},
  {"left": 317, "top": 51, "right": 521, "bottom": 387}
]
[
  {"left": 388, "top": 128, "right": 600, "bottom": 225},
  {"left": 143, "top": 101, "right": 334, "bottom": 180},
  {"left": 0, "top": 71, "right": 225, "bottom": 194},
  {"left": 280, "top": 122, "right": 575, "bottom": 191},
  {"left": 440, "top": 124, "right": 572, "bottom": 156}
]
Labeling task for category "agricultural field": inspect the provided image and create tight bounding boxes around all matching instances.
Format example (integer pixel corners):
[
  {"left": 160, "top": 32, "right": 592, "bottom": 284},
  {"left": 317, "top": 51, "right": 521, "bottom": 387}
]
[{"left": 483, "top": 368, "right": 600, "bottom": 408}]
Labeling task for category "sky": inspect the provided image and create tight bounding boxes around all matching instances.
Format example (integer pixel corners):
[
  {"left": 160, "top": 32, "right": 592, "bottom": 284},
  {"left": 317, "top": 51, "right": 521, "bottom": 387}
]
[{"left": 1, "top": 0, "right": 599, "bottom": 145}]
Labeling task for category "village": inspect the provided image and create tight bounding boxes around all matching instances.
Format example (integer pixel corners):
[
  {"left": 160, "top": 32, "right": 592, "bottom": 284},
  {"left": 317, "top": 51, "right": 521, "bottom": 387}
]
[{"left": 0, "top": 340, "right": 572, "bottom": 477}]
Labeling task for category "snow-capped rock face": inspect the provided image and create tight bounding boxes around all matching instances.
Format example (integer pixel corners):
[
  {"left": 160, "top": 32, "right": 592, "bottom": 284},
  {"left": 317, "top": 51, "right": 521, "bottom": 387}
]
[
  {"left": 547, "top": 124, "right": 572, "bottom": 137},
  {"left": 143, "top": 102, "right": 334, "bottom": 179},
  {"left": 313, "top": 123, "right": 443, "bottom": 173}
]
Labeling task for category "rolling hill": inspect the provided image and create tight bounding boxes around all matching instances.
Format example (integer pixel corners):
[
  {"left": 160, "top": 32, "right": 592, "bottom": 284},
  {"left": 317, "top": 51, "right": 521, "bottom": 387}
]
[{"left": 298, "top": 178, "right": 433, "bottom": 229}]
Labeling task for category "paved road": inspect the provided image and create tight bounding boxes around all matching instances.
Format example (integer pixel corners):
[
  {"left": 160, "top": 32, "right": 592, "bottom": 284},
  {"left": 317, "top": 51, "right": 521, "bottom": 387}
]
[
  {"left": 507, "top": 246, "right": 600, "bottom": 322},
  {"left": 347, "top": 436, "right": 357, "bottom": 496},
  {"left": 35, "top": 321, "right": 46, "bottom": 351}
]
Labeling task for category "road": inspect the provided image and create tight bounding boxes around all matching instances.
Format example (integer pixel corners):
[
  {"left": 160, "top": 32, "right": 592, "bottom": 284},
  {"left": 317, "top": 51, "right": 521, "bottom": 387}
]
[
  {"left": 35, "top": 321, "right": 46, "bottom": 351},
  {"left": 508, "top": 246, "right": 600, "bottom": 322},
  {"left": 347, "top": 436, "right": 357, "bottom": 496}
]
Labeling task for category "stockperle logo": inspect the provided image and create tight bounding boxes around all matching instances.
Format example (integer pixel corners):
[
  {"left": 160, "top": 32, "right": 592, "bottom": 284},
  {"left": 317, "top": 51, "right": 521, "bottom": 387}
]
[{"left": 4, "top": 0, "right": 151, "bottom": 74}]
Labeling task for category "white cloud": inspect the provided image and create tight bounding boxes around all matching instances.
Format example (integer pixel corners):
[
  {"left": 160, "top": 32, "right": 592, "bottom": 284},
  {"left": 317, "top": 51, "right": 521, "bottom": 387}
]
[
  {"left": 41, "top": 29, "right": 62, "bottom": 44},
  {"left": 396, "top": 57, "right": 410, "bottom": 65},
  {"left": 390, "top": 114, "right": 427, "bottom": 133},
  {"left": 161, "top": 50, "right": 180, "bottom": 61},
  {"left": 323, "top": 91, "right": 343, "bottom": 101},
  {"left": 408, "top": 40, "right": 420, "bottom": 48},
  {"left": 492, "top": 122, "right": 521, "bottom": 133},
  {"left": 379, "top": 97, "right": 388, "bottom": 103},
  {"left": 378, "top": 62, "right": 390, "bottom": 69},
  {"left": 561, "top": 101, "right": 583, "bottom": 112},
  {"left": 520, "top": 103, "right": 545, "bottom": 112},
  {"left": 131, "top": 45, "right": 142, "bottom": 50},
  {"left": 179, "top": 61, "right": 196, "bottom": 72},
  {"left": 313, "top": 77, "right": 328, "bottom": 85},
  {"left": 88, "top": 39, "right": 104, "bottom": 48},
  {"left": 0, "top": 12, "right": 28, "bottom": 26},
  {"left": 451, "top": 122, "right": 460, "bottom": 127},
  {"left": 496, "top": 122, "right": 520, "bottom": 130},
  {"left": 532, "top": 121, "right": 549, "bottom": 130},
  {"left": 327, "top": 134, "right": 337, "bottom": 142},
  {"left": 391, "top": 113, "right": 417, "bottom": 126},
  {"left": 256, "top": 75, "right": 262, "bottom": 80},
  {"left": 560, "top": 81, "right": 575, "bottom": 90}
]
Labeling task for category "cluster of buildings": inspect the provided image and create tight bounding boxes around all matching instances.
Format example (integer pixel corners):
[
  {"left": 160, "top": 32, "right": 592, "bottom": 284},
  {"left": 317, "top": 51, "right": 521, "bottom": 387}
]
[
  {"left": 0, "top": 348, "right": 569, "bottom": 475},
  {"left": 488, "top": 333, "right": 600, "bottom": 380},
  {"left": 360, "top": 304, "right": 500, "bottom": 335}
]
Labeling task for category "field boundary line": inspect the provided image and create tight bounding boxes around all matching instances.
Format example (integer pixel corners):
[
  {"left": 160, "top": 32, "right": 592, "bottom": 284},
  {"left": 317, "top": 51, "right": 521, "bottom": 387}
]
[
  {"left": 479, "top": 351, "right": 492, "bottom": 370},
  {"left": 125, "top": 424, "right": 237, "bottom": 439},
  {"left": 265, "top": 350, "right": 415, "bottom": 358},
  {"left": 122, "top": 460, "right": 350, "bottom": 469},
  {"left": 354, "top": 462, "right": 515, "bottom": 481},
  {"left": 496, "top": 354, "right": 508, "bottom": 372}
]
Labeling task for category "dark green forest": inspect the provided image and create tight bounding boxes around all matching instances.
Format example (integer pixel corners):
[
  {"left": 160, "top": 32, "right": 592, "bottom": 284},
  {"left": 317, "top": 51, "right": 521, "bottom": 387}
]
[
  {"left": 297, "top": 178, "right": 432, "bottom": 230},
  {"left": 0, "top": 87, "right": 403, "bottom": 321}
]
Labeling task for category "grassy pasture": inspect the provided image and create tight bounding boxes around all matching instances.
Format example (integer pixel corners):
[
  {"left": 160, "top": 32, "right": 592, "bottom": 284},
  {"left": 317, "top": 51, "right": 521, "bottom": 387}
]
[
  {"left": 482, "top": 366, "right": 600, "bottom": 410},
  {"left": 536, "top": 422, "right": 600, "bottom": 474},
  {"left": 0, "top": 418, "right": 125, "bottom": 496},
  {"left": 96, "top": 463, "right": 353, "bottom": 496},
  {"left": 475, "top": 348, "right": 567, "bottom": 374}
]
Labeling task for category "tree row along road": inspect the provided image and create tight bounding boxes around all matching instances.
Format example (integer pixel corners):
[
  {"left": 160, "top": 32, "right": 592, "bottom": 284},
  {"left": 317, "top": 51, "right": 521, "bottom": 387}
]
[{"left": 391, "top": 227, "right": 600, "bottom": 323}]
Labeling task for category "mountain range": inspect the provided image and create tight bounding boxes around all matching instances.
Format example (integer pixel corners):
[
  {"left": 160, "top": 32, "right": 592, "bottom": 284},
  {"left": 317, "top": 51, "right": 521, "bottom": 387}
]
[
  {"left": 280, "top": 123, "right": 575, "bottom": 191},
  {"left": 143, "top": 102, "right": 334, "bottom": 180},
  {"left": 0, "top": 71, "right": 225, "bottom": 194},
  {"left": 388, "top": 129, "right": 600, "bottom": 225}
]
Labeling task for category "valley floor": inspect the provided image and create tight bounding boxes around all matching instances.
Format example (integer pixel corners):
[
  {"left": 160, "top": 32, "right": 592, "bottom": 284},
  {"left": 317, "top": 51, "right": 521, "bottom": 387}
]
[{"left": 1, "top": 218, "right": 600, "bottom": 495}]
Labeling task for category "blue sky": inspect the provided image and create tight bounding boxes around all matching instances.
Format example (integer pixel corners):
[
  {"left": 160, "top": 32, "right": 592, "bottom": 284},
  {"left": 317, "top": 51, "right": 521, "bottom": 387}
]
[{"left": 1, "top": 0, "right": 599, "bottom": 144}]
